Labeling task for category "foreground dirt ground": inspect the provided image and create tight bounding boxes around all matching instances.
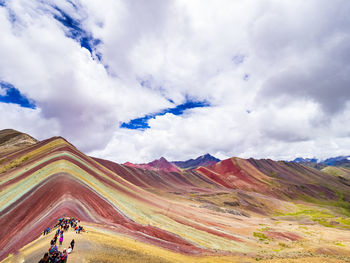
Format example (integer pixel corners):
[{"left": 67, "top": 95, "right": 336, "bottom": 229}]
[{"left": 2, "top": 221, "right": 350, "bottom": 263}]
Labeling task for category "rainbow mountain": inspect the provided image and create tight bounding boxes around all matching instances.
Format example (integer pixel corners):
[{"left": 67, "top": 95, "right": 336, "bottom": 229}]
[{"left": 1, "top": 129, "right": 350, "bottom": 262}]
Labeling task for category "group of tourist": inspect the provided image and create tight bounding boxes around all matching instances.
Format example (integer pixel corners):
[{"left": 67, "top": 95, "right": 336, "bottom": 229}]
[{"left": 38, "top": 216, "right": 83, "bottom": 263}]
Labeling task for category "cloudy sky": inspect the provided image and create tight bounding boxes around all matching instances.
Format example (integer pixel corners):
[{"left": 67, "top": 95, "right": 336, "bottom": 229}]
[{"left": 1, "top": 0, "right": 350, "bottom": 163}]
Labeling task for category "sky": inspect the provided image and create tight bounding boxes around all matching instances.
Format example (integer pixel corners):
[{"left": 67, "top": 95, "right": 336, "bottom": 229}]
[{"left": 1, "top": 0, "right": 350, "bottom": 163}]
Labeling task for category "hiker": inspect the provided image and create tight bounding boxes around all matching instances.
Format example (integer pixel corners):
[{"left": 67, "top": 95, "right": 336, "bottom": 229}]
[
  {"left": 70, "top": 239, "right": 75, "bottom": 250},
  {"left": 59, "top": 235, "right": 63, "bottom": 246},
  {"left": 49, "top": 244, "right": 58, "bottom": 254},
  {"left": 61, "top": 249, "right": 68, "bottom": 263},
  {"left": 38, "top": 252, "right": 49, "bottom": 263},
  {"left": 53, "top": 235, "right": 58, "bottom": 244},
  {"left": 43, "top": 227, "right": 49, "bottom": 235},
  {"left": 50, "top": 239, "right": 55, "bottom": 246}
]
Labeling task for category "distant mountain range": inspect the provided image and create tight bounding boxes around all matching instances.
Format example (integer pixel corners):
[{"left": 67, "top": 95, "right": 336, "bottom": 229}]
[
  {"left": 292, "top": 157, "right": 318, "bottom": 163},
  {"left": 124, "top": 153, "right": 221, "bottom": 171},
  {"left": 292, "top": 156, "right": 350, "bottom": 169},
  {"left": 126, "top": 153, "right": 350, "bottom": 172},
  {"left": 126, "top": 153, "right": 350, "bottom": 173}
]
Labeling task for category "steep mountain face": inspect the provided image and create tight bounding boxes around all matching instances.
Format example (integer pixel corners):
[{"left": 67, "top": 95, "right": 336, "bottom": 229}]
[
  {"left": 172, "top": 153, "right": 220, "bottom": 169},
  {"left": 196, "top": 157, "right": 273, "bottom": 193},
  {"left": 247, "top": 158, "right": 350, "bottom": 200},
  {"left": 194, "top": 157, "right": 350, "bottom": 201},
  {"left": 2, "top": 131, "right": 350, "bottom": 262},
  {"left": 0, "top": 129, "right": 38, "bottom": 157}
]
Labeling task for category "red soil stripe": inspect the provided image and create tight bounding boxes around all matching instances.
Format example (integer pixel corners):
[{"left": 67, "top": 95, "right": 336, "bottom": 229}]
[
  {"left": 166, "top": 214, "right": 242, "bottom": 242},
  {"left": 0, "top": 173, "right": 204, "bottom": 261}
]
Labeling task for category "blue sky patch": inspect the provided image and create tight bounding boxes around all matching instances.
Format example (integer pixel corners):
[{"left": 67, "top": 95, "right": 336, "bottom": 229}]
[
  {"left": 52, "top": 6, "right": 101, "bottom": 60},
  {"left": 121, "top": 99, "right": 210, "bottom": 130},
  {"left": 0, "top": 82, "right": 36, "bottom": 109},
  {"left": 0, "top": 0, "right": 17, "bottom": 23}
]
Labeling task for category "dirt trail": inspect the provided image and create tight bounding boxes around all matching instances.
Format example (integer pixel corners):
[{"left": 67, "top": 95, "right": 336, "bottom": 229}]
[{"left": 2, "top": 226, "right": 87, "bottom": 263}]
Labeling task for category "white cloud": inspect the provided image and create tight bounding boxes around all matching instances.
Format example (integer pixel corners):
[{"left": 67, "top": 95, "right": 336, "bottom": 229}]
[
  {"left": 0, "top": 103, "right": 59, "bottom": 139},
  {"left": 0, "top": 0, "right": 172, "bottom": 151},
  {"left": 1, "top": 0, "right": 350, "bottom": 162}
]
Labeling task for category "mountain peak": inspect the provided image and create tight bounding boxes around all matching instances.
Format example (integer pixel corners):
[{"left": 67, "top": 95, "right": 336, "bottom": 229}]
[
  {"left": 147, "top": 157, "right": 180, "bottom": 172},
  {"left": 202, "top": 153, "right": 215, "bottom": 159},
  {"left": 148, "top": 156, "right": 169, "bottom": 165},
  {"left": 172, "top": 153, "right": 220, "bottom": 169},
  {"left": 124, "top": 157, "right": 180, "bottom": 172}
]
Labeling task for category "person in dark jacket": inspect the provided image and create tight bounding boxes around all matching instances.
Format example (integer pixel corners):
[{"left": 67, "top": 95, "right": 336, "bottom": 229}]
[
  {"left": 70, "top": 239, "right": 75, "bottom": 250},
  {"left": 38, "top": 252, "right": 49, "bottom": 263}
]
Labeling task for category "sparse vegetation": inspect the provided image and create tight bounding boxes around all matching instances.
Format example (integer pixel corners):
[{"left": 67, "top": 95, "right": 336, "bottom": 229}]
[
  {"left": 280, "top": 207, "right": 334, "bottom": 218},
  {"left": 337, "top": 217, "right": 350, "bottom": 226},
  {"left": 298, "top": 193, "right": 350, "bottom": 218},
  {"left": 278, "top": 242, "right": 288, "bottom": 248},
  {"left": 253, "top": 232, "right": 269, "bottom": 241},
  {"left": 335, "top": 242, "right": 345, "bottom": 247},
  {"left": 0, "top": 154, "right": 31, "bottom": 173},
  {"left": 275, "top": 204, "right": 349, "bottom": 228},
  {"left": 258, "top": 226, "right": 271, "bottom": 232}
]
